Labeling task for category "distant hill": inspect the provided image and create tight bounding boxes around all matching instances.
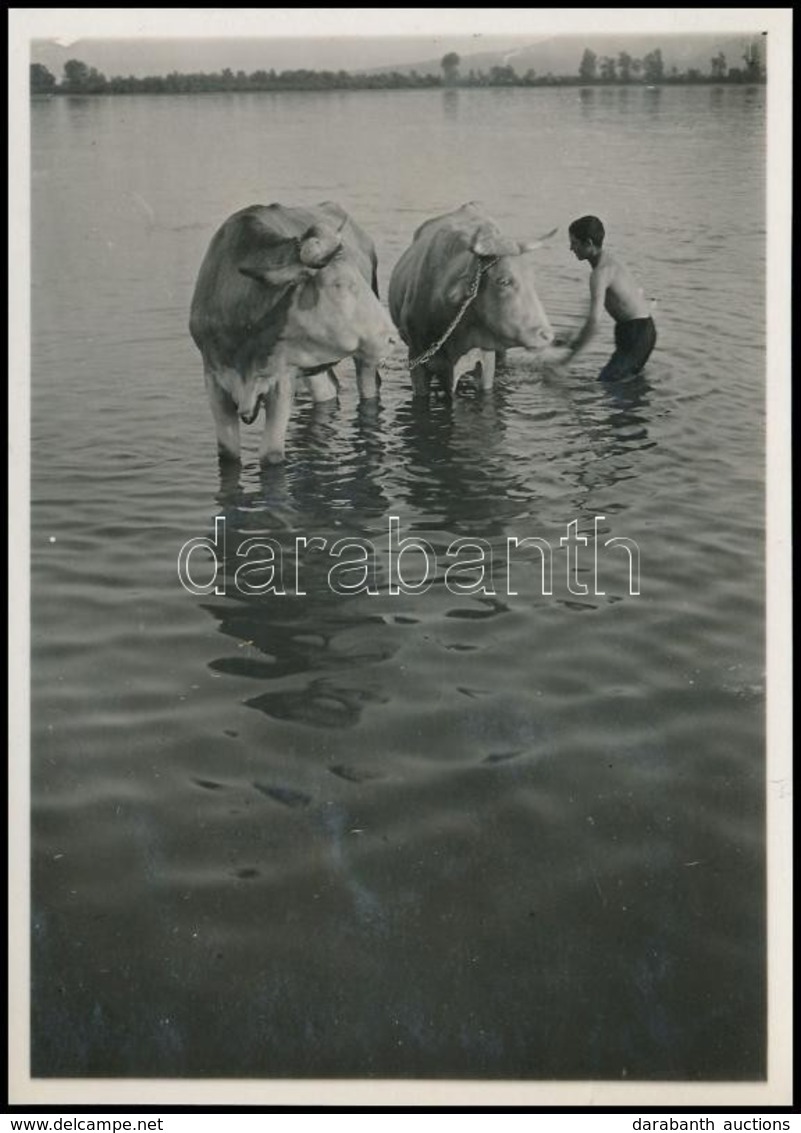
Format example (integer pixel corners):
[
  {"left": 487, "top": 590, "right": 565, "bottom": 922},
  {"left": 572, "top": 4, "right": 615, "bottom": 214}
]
[{"left": 366, "top": 33, "right": 767, "bottom": 79}]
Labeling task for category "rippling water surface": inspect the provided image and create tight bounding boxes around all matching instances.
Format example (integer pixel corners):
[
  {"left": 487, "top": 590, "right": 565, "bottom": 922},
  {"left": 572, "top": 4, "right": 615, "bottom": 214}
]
[{"left": 30, "top": 85, "right": 766, "bottom": 1080}]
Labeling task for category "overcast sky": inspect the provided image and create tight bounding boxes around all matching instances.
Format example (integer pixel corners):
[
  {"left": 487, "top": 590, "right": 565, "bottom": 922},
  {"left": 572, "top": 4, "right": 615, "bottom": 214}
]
[{"left": 19, "top": 8, "right": 777, "bottom": 77}]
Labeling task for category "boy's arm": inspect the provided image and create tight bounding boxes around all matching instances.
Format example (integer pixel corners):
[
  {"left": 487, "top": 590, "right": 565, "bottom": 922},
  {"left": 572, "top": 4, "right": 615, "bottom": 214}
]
[
  {"left": 566, "top": 265, "right": 607, "bottom": 359},
  {"left": 543, "top": 267, "right": 607, "bottom": 373}
]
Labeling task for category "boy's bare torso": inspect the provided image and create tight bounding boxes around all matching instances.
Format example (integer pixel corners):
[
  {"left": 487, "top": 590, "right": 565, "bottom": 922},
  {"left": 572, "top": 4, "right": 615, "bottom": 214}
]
[{"left": 594, "top": 251, "right": 651, "bottom": 322}]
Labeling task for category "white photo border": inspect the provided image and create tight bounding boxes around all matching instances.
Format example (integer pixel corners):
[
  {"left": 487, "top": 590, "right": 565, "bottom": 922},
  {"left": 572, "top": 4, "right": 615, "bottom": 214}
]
[{"left": 8, "top": 6, "right": 793, "bottom": 1108}]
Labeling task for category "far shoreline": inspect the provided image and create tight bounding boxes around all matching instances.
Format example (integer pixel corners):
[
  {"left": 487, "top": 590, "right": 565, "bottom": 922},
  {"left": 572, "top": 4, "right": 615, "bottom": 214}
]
[{"left": 30, "top": 78, "right": 767, "bottom": 99}]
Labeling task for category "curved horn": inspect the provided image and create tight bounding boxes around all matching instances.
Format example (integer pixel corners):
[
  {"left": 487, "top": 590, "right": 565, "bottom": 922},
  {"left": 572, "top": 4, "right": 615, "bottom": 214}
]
[
  {"left": 518, "top": 227, "right": 559, "bottom": 253},
  {"left": 299, "top": 223, "right": 342, "bottom": 267}
]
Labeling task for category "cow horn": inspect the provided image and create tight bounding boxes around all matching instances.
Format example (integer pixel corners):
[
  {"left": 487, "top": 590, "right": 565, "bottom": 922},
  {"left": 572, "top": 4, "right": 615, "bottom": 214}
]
[
  {"left": 471, "top": 226, "right": 520, "bottom": 258},
  {"left": 518, "top": 227, "right": 559, "bottom": 252},
  {"left": 299, "top": 224, "right": 342, "bottom": 267}
]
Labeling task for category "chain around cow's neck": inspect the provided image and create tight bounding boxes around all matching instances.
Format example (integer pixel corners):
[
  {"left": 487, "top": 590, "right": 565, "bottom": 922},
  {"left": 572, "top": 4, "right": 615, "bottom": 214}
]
[{"left": 407, "top": 256, "right": 499, "bottom": 370}]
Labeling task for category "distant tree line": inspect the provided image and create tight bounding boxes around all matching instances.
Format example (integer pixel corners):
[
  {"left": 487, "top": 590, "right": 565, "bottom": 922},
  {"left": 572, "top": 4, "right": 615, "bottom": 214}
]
[
  {"left": 30, "top": 42, "right": 766, "bottom": 97},
  {"left": 576, "top": 44, "right": 765, "bottom": 85}
]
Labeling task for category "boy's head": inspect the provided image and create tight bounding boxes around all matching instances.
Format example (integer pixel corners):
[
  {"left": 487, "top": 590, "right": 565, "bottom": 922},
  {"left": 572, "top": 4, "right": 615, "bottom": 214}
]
[{"left": 568, "top": 215, "right": 605, "bottom": 260}]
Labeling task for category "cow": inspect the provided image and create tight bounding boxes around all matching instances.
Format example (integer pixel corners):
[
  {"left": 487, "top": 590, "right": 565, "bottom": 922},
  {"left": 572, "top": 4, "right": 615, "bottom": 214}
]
[
  {"left": 388, "top": 202, "right": 556, "bottom": 397},
  {"left": 189, "top": 202, "right": 394, "bottom": 464}
]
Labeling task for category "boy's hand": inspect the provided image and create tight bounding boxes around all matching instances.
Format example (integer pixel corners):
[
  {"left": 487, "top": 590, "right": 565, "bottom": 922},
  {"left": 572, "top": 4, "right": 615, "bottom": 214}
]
[{"left": 540, "top": 345, "right": 572, "bottom": 375}]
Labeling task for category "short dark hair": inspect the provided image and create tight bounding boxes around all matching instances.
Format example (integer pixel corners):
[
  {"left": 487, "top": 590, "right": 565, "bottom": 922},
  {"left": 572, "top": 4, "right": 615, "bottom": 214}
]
[{"left": 569, "top": 215, "right": 605, "bottom": 246}]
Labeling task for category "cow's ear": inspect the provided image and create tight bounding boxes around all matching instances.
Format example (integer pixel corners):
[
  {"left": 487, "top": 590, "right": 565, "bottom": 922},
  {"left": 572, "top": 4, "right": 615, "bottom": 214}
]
[
  {"left": 518, "top": 227, "right": 559, "bottom": 253},
  {"left": 239, "top": 262, "right": 308, "bottom": 287},
  {"left": 237, "top": 257, "right": 308, "bottom": 290},
  {"left": 238, "top": 237, "right": 307, "bottom": 287}
]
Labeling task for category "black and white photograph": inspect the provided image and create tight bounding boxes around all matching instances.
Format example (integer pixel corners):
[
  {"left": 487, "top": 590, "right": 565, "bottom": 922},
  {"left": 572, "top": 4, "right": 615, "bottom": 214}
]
[{"left": 10, "top": 7, "right": 792, "bottom": 1108}]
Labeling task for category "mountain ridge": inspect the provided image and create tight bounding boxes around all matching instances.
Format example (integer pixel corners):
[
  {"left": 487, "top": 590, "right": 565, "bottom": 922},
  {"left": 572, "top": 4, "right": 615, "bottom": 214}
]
[{"left": 363, "top": 34, "right": 766, "bottom": 79}]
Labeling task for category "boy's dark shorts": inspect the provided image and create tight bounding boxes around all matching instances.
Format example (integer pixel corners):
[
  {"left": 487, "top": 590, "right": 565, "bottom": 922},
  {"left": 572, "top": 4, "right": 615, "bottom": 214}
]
[{"left": 597, "top": 316, "right": 657, "bottom": 381}]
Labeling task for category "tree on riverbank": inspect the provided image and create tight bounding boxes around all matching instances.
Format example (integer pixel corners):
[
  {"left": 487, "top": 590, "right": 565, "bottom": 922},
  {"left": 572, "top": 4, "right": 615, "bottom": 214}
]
[
  {"left": 642, "top": 49, "right": 665, "bottom": 84},
  {"left": 62, "top": 58, "right": 108, "bottom": 94},
  {"left": 710, "top": 52, "right": 727, "bottom": 80},
  {"left": 578, "top": 49, "right": 598, "bottom": 82},
  {"left": 742, "top": 42, "right": 765, "bottom": 81},
  {"left": 30, "top": 62, "right": 57, "bottom": 94},
  {"left": 441, "top": 52, "right": 460, "bottom": 86}
]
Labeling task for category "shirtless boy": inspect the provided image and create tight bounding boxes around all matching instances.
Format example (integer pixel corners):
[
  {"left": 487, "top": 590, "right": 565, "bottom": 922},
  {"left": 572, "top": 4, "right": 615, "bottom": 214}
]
[{"left": 545, "top": 215, "right": 656, "bottom": 381}]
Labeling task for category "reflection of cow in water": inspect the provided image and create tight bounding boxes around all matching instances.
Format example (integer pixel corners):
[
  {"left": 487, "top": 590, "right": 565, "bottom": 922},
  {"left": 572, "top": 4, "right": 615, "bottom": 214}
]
[
  {"left": 198, "top": 453, "right": 399, "bottom": 732},
  {"left": 389, "top": 202, "right": 556, "bottom": 397},
  {"left": 189, "top": 202, "right": 394, "bottom": 465}
]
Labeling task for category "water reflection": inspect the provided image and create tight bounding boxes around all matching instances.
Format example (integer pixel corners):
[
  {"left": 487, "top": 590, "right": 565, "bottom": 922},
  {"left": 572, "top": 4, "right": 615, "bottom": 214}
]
[
  {"left": 194, "top": 386, "right": 532, "bottom": 725},
  {"left": 579, "top": 83, "right": 665, "bottom": 118},
  {"left": 199, "top": 538, "right": 397, "bottom": 729},
  {"left": 393, "top": 391, "right": 520, "bottom": 536},
  {"left": 583, "top": 372, "right": 655, "bottom": 467},
  {"left": 251, "top": 395, "right": 393, "bottom": 526},
  {"left": 578, "top": 87, "right": 595, "bottom": 117},
  {"left": 545, "top": 371, "right": 656, "bottom": 514},
  {"left": 643, "top": 86, "right": 662, "bottom": 114},
  {"left": 197, "top": 403, "right": 400, "bottom": 728},
  {"left": 441, "top": 88, "right": 460, "bottom": 120}
]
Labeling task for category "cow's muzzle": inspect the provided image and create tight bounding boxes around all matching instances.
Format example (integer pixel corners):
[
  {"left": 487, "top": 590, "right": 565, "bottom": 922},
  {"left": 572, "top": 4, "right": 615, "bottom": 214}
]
[{"left": 239, "top": 397, "right": 264, "bottom": 425}]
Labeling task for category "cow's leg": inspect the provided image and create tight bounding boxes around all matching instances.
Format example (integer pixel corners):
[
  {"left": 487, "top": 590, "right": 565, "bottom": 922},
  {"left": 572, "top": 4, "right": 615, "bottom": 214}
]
[
  {"left": 410, "top": 364, "right": 431, "bottom": 398},
  {"left": 355, "top": 357, "right": 380, "bottom": 400},
  {"left": 495, "top": 349, "right": 507, "bottom": 370},
  {"left": 204, "top": 368, "right": 241, "bottom": 462},
  {"left": 306, "top": 368, "right": 339, "bottom": 403},
  {"left": 259, "top": 374, "right": 295, "bottom": 465},
  {"left": 478, "top": 350, "right": 497, "bottom": 391},
  {"left": 450, "top": 348, "right": 489, "bottom": 396}
]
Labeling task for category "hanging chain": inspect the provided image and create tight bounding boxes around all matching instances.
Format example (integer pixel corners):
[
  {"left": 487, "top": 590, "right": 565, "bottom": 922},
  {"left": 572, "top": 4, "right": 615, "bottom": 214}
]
[{"left": 407, "top": 256, "right": 499, "bottom": 370}]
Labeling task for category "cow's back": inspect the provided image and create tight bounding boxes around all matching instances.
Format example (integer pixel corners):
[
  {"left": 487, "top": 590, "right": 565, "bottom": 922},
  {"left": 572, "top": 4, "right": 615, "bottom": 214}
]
[
  {"left": 190, "top": 201, "right": 378, "bottom": 365},
  {"left": 389, "top": 204, "right": 489, "bottom": 354}
]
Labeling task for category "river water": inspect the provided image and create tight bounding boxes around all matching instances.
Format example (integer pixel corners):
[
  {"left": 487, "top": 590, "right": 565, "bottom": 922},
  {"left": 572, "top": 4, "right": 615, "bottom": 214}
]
[{"left": 29, "top": 84, "right": 767, "bottom": 1081}]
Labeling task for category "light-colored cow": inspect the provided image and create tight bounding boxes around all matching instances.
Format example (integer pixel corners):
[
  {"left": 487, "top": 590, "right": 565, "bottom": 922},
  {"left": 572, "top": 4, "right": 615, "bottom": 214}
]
[
  {"left": 389, "top": 202, "right": 556, "bottom": 396},
  {"left": 190, "top": 202, "right": 394, "bottom": 464}
]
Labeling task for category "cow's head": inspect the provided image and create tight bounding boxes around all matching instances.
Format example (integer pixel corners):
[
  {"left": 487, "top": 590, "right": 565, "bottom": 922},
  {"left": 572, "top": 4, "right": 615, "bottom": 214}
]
[
  {"left": 236, "top": 223, "right": 393, "bottom": 420},
  {"left": 447, "top": 225, "right": 557, "bottom": 352}
]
